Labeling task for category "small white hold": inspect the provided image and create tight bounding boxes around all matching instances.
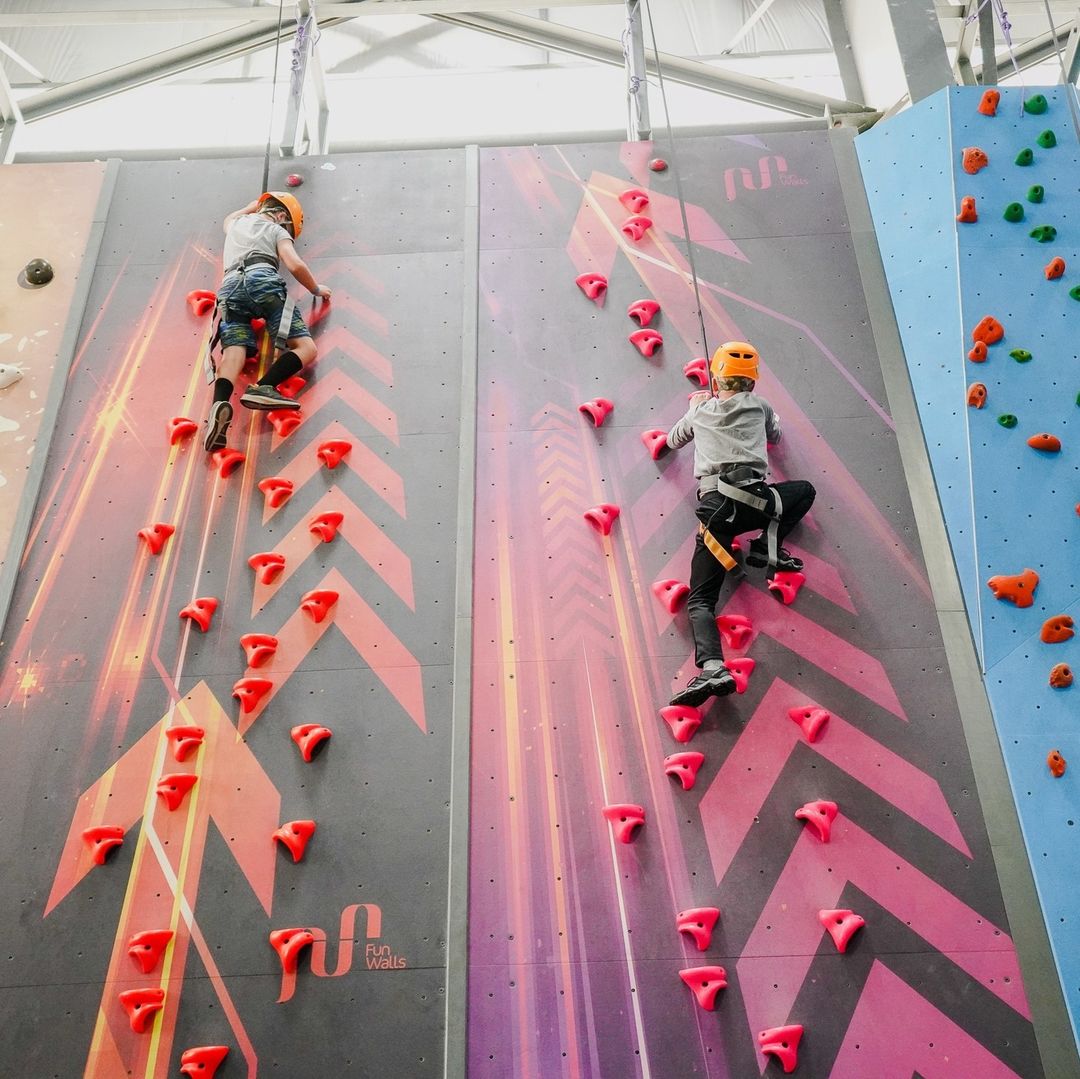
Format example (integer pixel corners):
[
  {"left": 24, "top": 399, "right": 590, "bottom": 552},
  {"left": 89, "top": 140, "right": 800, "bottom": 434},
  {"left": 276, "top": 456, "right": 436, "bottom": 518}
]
[
  {"left": 0, "top": 414, "right": 19, "bottom": 434},
  {"left": 0, "top": 472, "right": 7, "bottom": 488},
  {"left": 0, "top": 364, "right": 22, "bottom": 390},
  {"left": 320, "top": 162, "right": 336, "bottom": 171},
  {"left": 0, "top": 333, "right": 12, "bottom": 347}
]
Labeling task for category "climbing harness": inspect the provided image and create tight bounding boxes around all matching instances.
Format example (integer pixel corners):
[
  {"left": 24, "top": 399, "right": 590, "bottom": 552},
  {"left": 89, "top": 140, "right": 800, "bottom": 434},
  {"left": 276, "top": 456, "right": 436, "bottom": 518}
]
[{"left": 697, "top": 474, "right": 785, "bottom": 574}]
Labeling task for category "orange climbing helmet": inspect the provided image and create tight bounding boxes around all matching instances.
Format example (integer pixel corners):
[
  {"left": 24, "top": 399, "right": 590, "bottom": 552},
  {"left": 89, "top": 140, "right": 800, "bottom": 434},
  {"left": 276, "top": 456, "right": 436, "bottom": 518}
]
[
  {"left": 710, "top": 340, "right": 759, "bottom": 383},
  {"left": 258, "top": 191, "right": 304, "bottom": 239}
]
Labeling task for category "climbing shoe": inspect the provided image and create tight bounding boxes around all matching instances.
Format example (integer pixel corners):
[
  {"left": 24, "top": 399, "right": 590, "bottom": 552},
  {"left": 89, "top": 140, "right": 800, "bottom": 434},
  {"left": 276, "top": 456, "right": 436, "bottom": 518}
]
[
  {"left": 745, "top": 539, "right": 803, "bottom": 573},
  {"left": 670, "top": 667, "right": 737, "bottom": 708},
  {"left": 240, "top": 384, "right": 301, "bottom": 411},
  {"left": 203, "top": 401, "right": 232, "bottom": 452}
]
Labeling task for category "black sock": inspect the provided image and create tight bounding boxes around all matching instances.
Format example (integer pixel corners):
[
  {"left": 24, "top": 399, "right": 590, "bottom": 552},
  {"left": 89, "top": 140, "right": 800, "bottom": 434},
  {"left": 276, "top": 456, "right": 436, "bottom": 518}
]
[
  {"left": 259, "top": 350, "right": 303, "bottom": 388},
  {"left": 213, "top": 377, "right": 234, "bottom": 404}
]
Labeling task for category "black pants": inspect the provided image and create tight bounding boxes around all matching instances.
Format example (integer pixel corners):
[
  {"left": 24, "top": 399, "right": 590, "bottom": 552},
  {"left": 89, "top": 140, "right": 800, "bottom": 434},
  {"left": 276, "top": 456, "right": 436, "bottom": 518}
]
[{"left": 687, "top": 480, "right": 816, "bottom": 667}]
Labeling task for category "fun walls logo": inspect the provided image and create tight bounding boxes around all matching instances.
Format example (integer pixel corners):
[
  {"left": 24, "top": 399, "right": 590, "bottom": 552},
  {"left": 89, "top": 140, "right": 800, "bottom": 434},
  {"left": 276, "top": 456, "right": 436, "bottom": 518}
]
[{"left": 723, "top": 155, "right": 806, "bottom": 201}]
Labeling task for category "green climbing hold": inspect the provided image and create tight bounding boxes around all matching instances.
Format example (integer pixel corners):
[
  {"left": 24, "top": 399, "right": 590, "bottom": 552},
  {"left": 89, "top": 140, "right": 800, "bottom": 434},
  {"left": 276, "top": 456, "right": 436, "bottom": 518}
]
[
  {"left": 1024, "top": 94, "right": 1049, "bottom": 115},
  {"left": 1010, "top": 349, "right": 1033, "bottom": 362},
  {"left": 1003, "top": 202, "right": 1025, "bottom": 222},
  {"left": 1015, "top": 148, "right": 1034, "bottom": 166},
  {"left": 1030, "top": 225, "right": 1058, "bottom": 242},
  {"left": 1075, "top": 391, "right": 1080, "bottom": 407},
  {"left": 1027, "top": 185, "right": 1045, "bottom": 203},
  {"left": 1038, "top": 129, "right": 1057, "bottom": 148},
  {"left": 998, "top": 414, "right": 1019, "bottom": 428},
  {"left": 1070, "top": 285, "right": 1080, "bottom": 301}
]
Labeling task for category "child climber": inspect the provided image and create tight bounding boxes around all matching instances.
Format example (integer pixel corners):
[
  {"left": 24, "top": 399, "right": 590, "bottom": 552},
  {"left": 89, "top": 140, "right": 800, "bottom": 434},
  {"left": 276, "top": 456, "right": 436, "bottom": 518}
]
[
  {"left": 204, "top": 191, "right": 332, "bottom": 452},
  {"left": 663, "top": 340, "right": 816, "bottom": 708}
]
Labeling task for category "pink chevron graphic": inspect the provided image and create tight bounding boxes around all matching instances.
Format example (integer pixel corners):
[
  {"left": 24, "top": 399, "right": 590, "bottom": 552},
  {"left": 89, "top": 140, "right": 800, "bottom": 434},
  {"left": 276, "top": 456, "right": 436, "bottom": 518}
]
[
  {"left": 319, "top": 294, "right": 391, "bottom": 340},
  {"left": 286, "top": 366, "right": 398, "bottom": 444},
  {"left": 736, "top": 816, "right": 1028, "bottom": 1055},
  {"left": 312, "top": 324, "right": 393, "bottom": 384},
  {"left": 700, "top": 678, "right": 970, "bottom": 885},
  {"left": 829, "top": 962, "right": 1028, "bottom": 1079}
]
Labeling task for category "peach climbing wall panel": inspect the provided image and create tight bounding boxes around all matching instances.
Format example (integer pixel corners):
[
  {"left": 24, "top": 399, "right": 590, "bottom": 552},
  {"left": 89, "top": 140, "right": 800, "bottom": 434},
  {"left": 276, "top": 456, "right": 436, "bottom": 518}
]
[
  {"left": 469, "top": 135, "right": 1045, "bottom": 1076},
  {"left": 859, "top": 84, "right": 1080, "bottom": 1050}
]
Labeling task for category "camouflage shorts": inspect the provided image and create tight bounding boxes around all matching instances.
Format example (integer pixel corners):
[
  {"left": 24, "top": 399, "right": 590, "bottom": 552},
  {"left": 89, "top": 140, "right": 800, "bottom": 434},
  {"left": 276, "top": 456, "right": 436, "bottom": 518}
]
[{"left": 217, "top": 267, "right": 310, "bottom": 357}]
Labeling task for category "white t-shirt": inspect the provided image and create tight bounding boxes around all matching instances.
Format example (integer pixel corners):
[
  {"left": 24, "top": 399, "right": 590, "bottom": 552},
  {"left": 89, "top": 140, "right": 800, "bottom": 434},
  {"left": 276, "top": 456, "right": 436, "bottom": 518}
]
[
  {"left": 222, "top": 213, "right": 290, "bottom": 273},
  {"left": 666, "top": 391, "right": 782, "bottom": 481}
]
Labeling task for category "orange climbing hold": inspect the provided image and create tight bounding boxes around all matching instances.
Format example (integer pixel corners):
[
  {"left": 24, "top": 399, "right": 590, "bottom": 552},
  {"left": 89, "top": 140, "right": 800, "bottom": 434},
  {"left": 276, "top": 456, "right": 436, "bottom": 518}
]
[
  {"left": 679, "top": 966, "right": 727, "bottom": 1011},
  {"left": 273, "top": 819, "right": 317, "bottom": 863},
  {"left": 82, "top": 825, "right": 124, "bottom": 865},
  {"left": 317, "top": 439, "right": 352, "bottom": 469},
  {"left": 1045, "top": 257, "right": 1066, "bottom": 280},
  {"left": 268, "top": 409, "right": 302, "bottom": 438},
  {"left": 138, "top": 523, "right": 174, "bottom": 555},
  {"left": 962, "top": 146, "right": 989, "bottom": 174},
  {"left": 278, "top": 374, "right": 306, "bottom": 398},
  {"left": 269, "top": 927, "right": 316, "bottom": 974},
  {"left": 1027, "top": 433, "right": 1061, "bottom": 453},
  {"left": 240, "top": 632, "right": 278, "bottom": 668},
  {"left": 127, "top": 930, "right": 174, "bottom": 974},
  {"left": 309, "top": 510, "right": 344, "bottom": 543},
  {"left": 119, "top": 988, "right": 166, "bottom": 1034},
  {"left": 165, "top": 725, "right": 204, "bottom": 762},
  {"left": 1048, "top": 750, "right": 1067, "bottom": 777},
  {"left": 971, "top": 316, "right": 1004, "bottom": 345},
  {"left": 248, "top": 551, "right": 286, "bottom": 585},
  {"left": 210, "top": 448, "right": 245, "bottom": 478},
  {"left": 156, "top": 773, "right": 198, "bottom": 811},
  {"left": 233, "top": 677, "right": 273, "bottom": 714},
  {"left": 676, "top": 907, "right": 721, "bottom": 951},
  {"left": 180, "top": 1047, "right": 230, "bottom": 1079},
  {"left": 968, "top": 342, "right": 988, "bottom": 363},
  {"left": 1050, "top": 663, "right": 1073, "bottom": 688},
  {"left": 300, "top": 589, "right": 339, "bottom": 624},
  {"left": 664, "top": 751, "right": 706, "bottom": 791},
  {"left": 291, "top": 723, "right": 333, "bottom": 761},
  {"left": 956, "top": 196, "right": 978, "bottom": 223},
  {"left": 986, "top": 568, "right": 1039, "bottom": 608},
  {"left": 179, "top": 597, "right": 218, "bottom": 632},
  {"left": 186, "top": 289, "right": 216, "bottom": 317},
  {"left": 978, "top": 89, "right": 1000, "bottom": 115},
  {"left": 168, "top": 416, "right": 199, "bottom": 444},
  {"left": 1041, "top": 615, "right": 1075, "bottom": 643},
  {"left": 967, "top": 383, "right": 987, "bottom": 408},
  {"left": 258, "top": 476, "right": 294, "bottom": 509}
]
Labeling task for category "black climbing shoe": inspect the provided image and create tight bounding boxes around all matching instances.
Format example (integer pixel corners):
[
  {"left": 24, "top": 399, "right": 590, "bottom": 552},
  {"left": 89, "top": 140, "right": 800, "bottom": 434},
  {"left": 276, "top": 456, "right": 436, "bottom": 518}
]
[
  {"left": 670, "top": 668, "right": 737, "bottom": 708},
  {"left": 240, "top": 384, "right": 301, "bottom": 411},
  {"left": 745, "top": 539, "right": 803, "bottom": 573},
  {"left": 203, "top": 400, "right": 232, "bottom": 452}
]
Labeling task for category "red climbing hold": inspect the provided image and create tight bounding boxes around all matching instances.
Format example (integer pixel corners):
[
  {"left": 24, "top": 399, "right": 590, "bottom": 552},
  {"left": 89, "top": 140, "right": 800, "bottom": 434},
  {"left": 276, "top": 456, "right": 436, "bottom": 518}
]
[
  {"left": 602, "top": 803, "right": 645, "bottom": 843},
  {"left": 286, "top": 172, "right": 303, "bottom": 188},
  {"left": 649, "top": 158, "right": 668, "bottom": 172},
  {"left": 291, "top": 723, "right": 333, "bottom": 761},
  {"left": 664, "top": 751, "right": 705, "bottom": 791},
  {"left": 301, "top": 589, "right": 339, "bottom": 624},
  {"left": 789, "top": 705, "right": 830, "bottom": 743},
  {"left": 180, "top": 1047, "right": 230, "bottom": 1078},
  {"left": 233, "top": 677, "right": 273, "bottom": 714},
  {"left": 119, "top": 988, "right": 166, "bottom": 1034},
  {"left": 248, "top": 551, "right": 286, "bottom": 585},
  {"left": 127, "top": 929, "right": 174, "bottom": 974},
  {"left": 679, "top": 966, "right": 727, "bottom": 1011},
  {"left": 629, "top": 328, "right": 663, "bottom": 357},
  {"left": 978, "top": 88, "right": 1000, "bottom": 115},
  {"left": 578, "top": 398, "right": 614, "bottom": 427},
  {"left": 240, "top": 633, "right": 278, "bottom": 668},
  {"left": 725, "top": 657, "right": 755, "bottom": 694},
  {"left": 795, "top": 799, "right": 838, "bottom": 842},
  {"left": 317, "top": 438, "right": 352, "bottom": 469},
  {"left": 1027, "top": 433, "right": 1061, "bottom": 453},
  {"left": 1045, "top": 257, "right": 1066, "bottom": 280},
  {"left": 956, "top": 196, "right": 978, "bottom": 223},
  {"left": 819, "top": 908, "right": 865, "bottom": 953},
  {"left": 683, "top": 357, "right": 709, "bottom": 386},
  {"left": 278, "top": 374, "right": 306, "bottom": 398},
  {"left": 618, "top": 188, "right": 651, "bottom": 214},
  {"left": 627, "top": 299, "right": 661, "bottom": 326},
  {"left": 652, "top": 579, "right": 689, "bottom": 613},
  {"left": 971, "top": 315, "right": 1004, "bottom": 345},
  {"left": 717, "top": 613, "right": 753, "bottom": 650},
  {"left": 1049, "top": 662, "right": 1073, "bottom": 688},
  {"left": 165, "top": 725, "right": 204, "bottom": 763},
  {"left": 962, "top": 147, "right": 989, "bottom": 174},
  {"left": 258, "top": 476, "right": 294, "bottom": 509},
  {"left": 676, "top": 907, "right": 721, "bottom": 951},
  {"left": 156, "top": 773, "right": 198, "bottom": 811},
  {"left": 584, "top": 504, "right": 620, "bottom": 536},
  {"left": 1048, "top": 749, "right": 1067, "bottom": 777},
  {"left": 269, "top": 927, "right": 316, "bottom": 974},
  {"left": 575, "top": 272, "right": 608, "bottom": 303},
  {"left": 621, "top": 215, "right": 653, "bottom": 242},
  {"left": 138, "top": 523, "right": 175, "bottom": 556},
  {"left": 758, "top": 1025, "right": 803, "bottom": 1074},
  {"left": 1042, "top": 615, "right": 1075, "bottom": 643},
  {"left": 660, "top": 704, "right": 702, "bottom": 743},
  {"left": 83, "top": 825, "right": 124, "bottom": 865},
  {"left": 986, "top": 568, "right": 1039, "bottom": 607},
  {"left": 268, "top": 409, "right": 302, "bottom": 437},
  {"left": 273, "top": 819, "right": 317, "bottom": 863},
  {"left": 168, "top": 417, "right": 199, "bottom": 445},
  {"left": 309, "top": 510, "right": 344, "bottom": 542},
  {"left": 179, "top": 597, "right": 218, "bottom": 633},
  {"left": 967, "top": 341, "right": 988, "bottom": 363},
  {"left": 186, "top": 289, "right": 216, "bottom": 318},
  {"left": 641, "top": 429, "right": 668, "bottom": 460},
  {"left": 967, "top": 383, "right": 987, "bottom": 408},
  {"left": 768, "top": 571, "right": 806, "bottom": 605},
  {"left": 211, "top": 448, "right": 245, "bottom": 478}
]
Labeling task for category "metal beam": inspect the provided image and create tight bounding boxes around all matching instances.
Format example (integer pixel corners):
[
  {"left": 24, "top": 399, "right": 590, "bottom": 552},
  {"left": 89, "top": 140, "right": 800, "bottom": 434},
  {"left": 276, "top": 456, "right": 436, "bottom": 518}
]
[
  {"left": 281, "top": 1, "right": 318, "bottom": 158},
  {"left": 974, "top": 19, "right": 1075, "bottom": 77},
  {"left": 720, "top": 0, "right": 782, "bottom": 55},
  {"left": 979, "top": 0, "right": 998, "bottom": 83},
  {"left": 1062, "top": 16, "right": 1080, "bottom": 83},
  {"left": 623, "top": 0, "right": 650, "bottom": 141},
  {"left": 823, "top": 0, "right": 866, "bottom": 105},
  {"left": 431, "top": 11, "right": 871, "bottom": 117},
  {"left": 0, "top": 60, "right": 21, "bottom": 163},
  {"left": 953, "top": 0, "right": 980, "bottom": 84}
]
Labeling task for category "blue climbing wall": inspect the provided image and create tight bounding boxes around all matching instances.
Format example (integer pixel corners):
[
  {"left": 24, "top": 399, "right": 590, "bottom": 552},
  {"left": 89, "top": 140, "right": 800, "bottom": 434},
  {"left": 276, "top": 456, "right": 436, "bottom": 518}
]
[{"left": 859, "top": 84, "right": 1080, "bottom": 1046}]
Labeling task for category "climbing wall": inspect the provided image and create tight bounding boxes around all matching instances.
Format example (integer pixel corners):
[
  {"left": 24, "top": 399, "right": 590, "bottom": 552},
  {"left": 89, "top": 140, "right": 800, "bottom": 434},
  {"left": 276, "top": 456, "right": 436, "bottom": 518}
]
[
  {"left": 0, "top": 152, "right": 463, "bottom": 1076},
  {"left": 859, "top": 84, "right": 1080, "bottom": 1051},
  {"left": 468, "top": 135, "right": 1046, "bottom": 1076}
]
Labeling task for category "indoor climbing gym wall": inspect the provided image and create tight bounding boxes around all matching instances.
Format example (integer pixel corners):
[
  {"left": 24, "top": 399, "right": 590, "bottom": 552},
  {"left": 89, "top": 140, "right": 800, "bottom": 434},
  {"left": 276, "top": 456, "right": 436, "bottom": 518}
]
[
  {"left": 859, "top": 84, "right": 1080, "bottom": 1054},
  {"left": 467, "top": 133, "right": 1050, "bottom": 1076}
]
